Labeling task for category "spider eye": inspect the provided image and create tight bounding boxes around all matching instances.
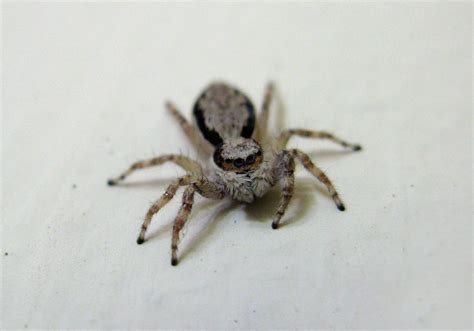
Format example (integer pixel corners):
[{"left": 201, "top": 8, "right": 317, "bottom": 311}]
[
  {"left": 233, "top": 158, "right": 245, "bottom": 167},
  {"left": 224, "top": 159, "right": 232, "bottom": 164},
  {"left": 246, "top": 154, "right": 256, "bottom": 164},
  {"left": 256, "top": 150, "right": 262, "bottom": 156}
]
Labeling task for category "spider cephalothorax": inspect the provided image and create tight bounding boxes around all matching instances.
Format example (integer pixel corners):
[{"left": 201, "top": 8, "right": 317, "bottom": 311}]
[
  {"left": 213, "top": 138, "right": 263, "bottom": 172},
  {"left": 108, "top": 81, "right": 362, "bottom": 265}
]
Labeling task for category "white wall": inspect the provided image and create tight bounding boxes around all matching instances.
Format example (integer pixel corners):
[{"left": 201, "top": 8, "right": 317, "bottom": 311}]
[{"left": 2, "top": 2, "right": 471, "bottom": 329}]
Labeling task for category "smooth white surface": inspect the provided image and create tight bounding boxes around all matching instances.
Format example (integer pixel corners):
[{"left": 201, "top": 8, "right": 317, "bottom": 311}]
[{"left": 2, "top": 2, "right": 472, "bottom": 329}]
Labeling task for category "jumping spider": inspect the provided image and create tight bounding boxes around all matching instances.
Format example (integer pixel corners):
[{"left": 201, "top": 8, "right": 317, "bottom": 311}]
[{"left": 108, "top": 82, "right": 361, "bottom": 266}]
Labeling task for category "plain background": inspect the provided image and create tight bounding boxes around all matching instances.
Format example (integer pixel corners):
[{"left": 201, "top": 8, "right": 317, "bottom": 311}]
[{"left": 2, "top": 2, "right": 472, "bottom": 329}]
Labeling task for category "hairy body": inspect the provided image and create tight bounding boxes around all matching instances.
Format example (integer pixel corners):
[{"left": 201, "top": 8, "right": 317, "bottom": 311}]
[{"left": 108, "top": 82, "right": 361, "bottom": 265}]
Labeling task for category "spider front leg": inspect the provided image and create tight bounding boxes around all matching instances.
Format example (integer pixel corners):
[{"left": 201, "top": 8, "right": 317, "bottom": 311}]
[
  {"left": 107, "top": 154, "right": 202, "bottom": 186},
  {"left": 276, "top": 129, "right": 362, "bottom": 151},
  {"left": 166, "top": 175, "right": 226, "bottom": 266},
  {"left": 137, "top": 175, "right": 192, "bottom": 244},
  {"left": 272, "top": 150, "right": 296, "bottom": 229},
  {"left": 171, "top": 185, "right": 196, "bottom": 266},
  {"left": 290, "top": 148, "right": 345, "bottom": 211},
  {"left": 168, "top": 177, "right": 225, "bottom": 265}
]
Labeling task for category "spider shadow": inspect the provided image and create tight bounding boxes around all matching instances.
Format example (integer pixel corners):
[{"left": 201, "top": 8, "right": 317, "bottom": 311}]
[
  {"left": 306, "top": 148, "right": 360, "bottom": 160},
  {"left": 178, "top": 181, "right": 320, "bottom": 263},
  {"left": 142, "top": 221, "right": 174, "bottom": 243},
  {"left": 142, "top": 178, "right": 336, "bottom": 261},
  {"left": 143, "top": 198, "right": 224, "bottom": 245},
  {"left": 274, "top": 83, "right": 287, "bottom": 132},
  {"left": 120, "top": 154, "right": 354, "bottom": 260},
  {"left": 111, "top": 178, "right": 177, "bottom": 189},
  {"left": 179, "top": 199, "right": 239, "bottom": 263},
  {"left": 242, "top": 179, "right": 322, "bottom": 228},
  {"left": 186, "top": 181, "right": 331, "bottom": 259}
]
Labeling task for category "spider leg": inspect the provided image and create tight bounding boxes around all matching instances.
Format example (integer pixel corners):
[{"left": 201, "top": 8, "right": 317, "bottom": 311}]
[
  {"left": 107, "top": 154, "right": 203, "bottom": 185},
  {"left": 166, "top": 101, "right": 213, "bottom": 156},
  {"left": 272, "top": 151, "right": 295, "bottom": 229},
  {"left": 255, "top": 81, "right": 275, "bottom": 141},
  {"left": 193, "top": 177, "right": 226, "bottom": 200},
  {"left": 290, "top": 148, "right": 345, "bottom": 211},
  {"left": 171, "top": 185, "right": 196, "bottom": 266},
  {"left": 276, "top": 129, "right": 362, "bottom": 151},
  {"left": 136, "top": 175, "right": 192, "bottom": 244}
]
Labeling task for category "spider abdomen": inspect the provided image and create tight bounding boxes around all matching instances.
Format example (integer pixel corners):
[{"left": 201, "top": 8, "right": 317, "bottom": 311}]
[{"left": 193, "top": 82, "right": 255, "bottom": 146}]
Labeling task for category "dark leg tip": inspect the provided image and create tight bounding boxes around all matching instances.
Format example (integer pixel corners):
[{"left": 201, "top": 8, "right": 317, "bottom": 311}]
[
  {"left": 171, "top": 258, "right": 178, "bottom": 266},
  {"left": 353, "top": 145, "right": 362, "bottom": 151},
  {"left": 107, "top": 179, "right": 116, "bottom": 186},
  {"left": 272, "top": 222, "right": 279, "bottom": 230},
  {"left": 136, "top": 237, "right": 144, "bottom": 245},
  {"left": 337, "top": 204, "right": 346, "bottom": 211}
]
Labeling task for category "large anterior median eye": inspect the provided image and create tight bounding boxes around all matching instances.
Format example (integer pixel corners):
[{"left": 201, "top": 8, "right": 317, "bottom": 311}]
[
  {"left": 245, "top": 154, "right": 256, "bottom": 164},
  {"left": 233, "top": 158, "right": 245, "bottom": 167}
]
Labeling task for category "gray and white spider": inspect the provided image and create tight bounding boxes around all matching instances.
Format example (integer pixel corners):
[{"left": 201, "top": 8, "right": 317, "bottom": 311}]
[{"left": 108, "top": 82, "right": 361, "bottom": 266}]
